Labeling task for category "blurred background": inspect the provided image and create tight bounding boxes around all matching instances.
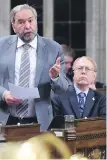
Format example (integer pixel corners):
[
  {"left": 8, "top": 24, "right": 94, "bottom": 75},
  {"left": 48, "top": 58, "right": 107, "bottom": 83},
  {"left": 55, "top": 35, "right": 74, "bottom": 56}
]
[{"left": 0, "top": 0, "right": 106, "bottom": 85}]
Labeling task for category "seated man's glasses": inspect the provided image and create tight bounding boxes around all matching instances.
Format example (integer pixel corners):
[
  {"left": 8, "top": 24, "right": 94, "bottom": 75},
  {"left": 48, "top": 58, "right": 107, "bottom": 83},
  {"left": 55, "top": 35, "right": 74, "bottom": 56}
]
[{"left": 73, "top": 66, "right": 96, "bottom": 72}]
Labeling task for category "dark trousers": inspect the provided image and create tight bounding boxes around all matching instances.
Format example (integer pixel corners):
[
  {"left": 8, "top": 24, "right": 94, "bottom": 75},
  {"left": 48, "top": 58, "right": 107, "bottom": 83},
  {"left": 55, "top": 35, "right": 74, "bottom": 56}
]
[{"left": 6, "top": 115, "right": 38, "bottom": 125}]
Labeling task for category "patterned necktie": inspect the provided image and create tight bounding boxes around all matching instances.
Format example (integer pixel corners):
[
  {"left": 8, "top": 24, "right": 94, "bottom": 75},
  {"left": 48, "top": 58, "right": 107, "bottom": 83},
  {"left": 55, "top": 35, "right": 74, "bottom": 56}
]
[
  {"left": 16, "top": 44, "right": 30, "bottom": 118},
  {"left": 78, "top": 92, "right": 86, "bottom": 117}
]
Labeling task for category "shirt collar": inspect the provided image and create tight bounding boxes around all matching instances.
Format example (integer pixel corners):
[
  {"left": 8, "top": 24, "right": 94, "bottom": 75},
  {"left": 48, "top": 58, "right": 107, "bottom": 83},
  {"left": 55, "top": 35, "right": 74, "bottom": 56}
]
[
  {"left": 74, "top": 84, "right": 89, "bottom": 96},
  {"left": 17, "top": 36, "right": 37, "bottom": 49}
]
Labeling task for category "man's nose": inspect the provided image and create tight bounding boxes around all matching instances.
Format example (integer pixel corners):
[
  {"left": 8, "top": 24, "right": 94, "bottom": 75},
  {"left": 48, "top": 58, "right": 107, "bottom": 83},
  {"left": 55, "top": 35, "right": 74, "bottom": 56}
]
[
  {"left": 24, "top": 21, "right": 30, "bottom": 29},
  {"left": 81, "top": 67, "right": 86, "bottom": 73},
  {"left": 68, "top": 63, "right": 72, "bottom": 68}
]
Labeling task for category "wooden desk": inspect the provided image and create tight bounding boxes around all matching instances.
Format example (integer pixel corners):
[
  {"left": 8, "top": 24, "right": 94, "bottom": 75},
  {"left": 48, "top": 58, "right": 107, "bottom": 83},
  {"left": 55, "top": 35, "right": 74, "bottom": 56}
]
[
  {"left": 0, "top": 123, "right": 40, "bottom": 141},
  {"left": 52, "top": 118, "right": 106, "bottom": 159},
  {"left": 0, "top": 118, "right": 106, "bottom": 159}
]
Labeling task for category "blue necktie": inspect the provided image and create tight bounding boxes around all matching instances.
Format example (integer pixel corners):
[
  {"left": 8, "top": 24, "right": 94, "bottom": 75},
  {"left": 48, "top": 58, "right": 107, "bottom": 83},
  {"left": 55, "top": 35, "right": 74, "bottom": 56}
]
[{"left": 78, "top": 92, "right": 86, "bottom": 117}]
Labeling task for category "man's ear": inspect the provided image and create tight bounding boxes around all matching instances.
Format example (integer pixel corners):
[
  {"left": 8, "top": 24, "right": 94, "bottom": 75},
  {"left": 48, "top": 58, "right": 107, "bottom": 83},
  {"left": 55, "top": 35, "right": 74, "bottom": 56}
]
[
  {"left": 12, "top": 23, "right": 16, "bottom": 33},
  {"left": 94, "top": 72, "right": 97, "bottom": 80},
  {"left": 93, "top": 72, "right": 97, "bottom": 84},
  {"left": 66, "top": 68, "right": 74, "bottom": 81}
]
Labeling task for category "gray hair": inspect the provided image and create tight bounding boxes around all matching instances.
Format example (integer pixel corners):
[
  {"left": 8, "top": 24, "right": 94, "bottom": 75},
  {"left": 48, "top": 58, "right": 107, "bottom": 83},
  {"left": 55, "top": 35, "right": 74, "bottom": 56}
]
[
  {"left": 10, "top": 4, "right": 37, "bottom": 23},
  {"left": 73, "top": 56, "right": 97, "bottom": 72},
  {"left": 61, "top": 44, "right": 76, "bottom": 59}
]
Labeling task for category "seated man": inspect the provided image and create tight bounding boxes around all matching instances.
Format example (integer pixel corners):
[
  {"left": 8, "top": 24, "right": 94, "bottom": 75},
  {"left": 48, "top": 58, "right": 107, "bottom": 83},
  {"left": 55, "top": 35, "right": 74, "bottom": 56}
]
[
  {"left": 61, "top": 45, "right": 96, "bottom": 90},
  {"left": 51, "top": 56, "right": 106, "bottom": 119}
]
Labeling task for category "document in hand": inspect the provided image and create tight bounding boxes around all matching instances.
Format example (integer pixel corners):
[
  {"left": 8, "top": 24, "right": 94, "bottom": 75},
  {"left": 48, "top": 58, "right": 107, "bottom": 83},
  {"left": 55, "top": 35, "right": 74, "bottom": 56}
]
[{"left": 8, "top": 83, "right": 40, "bottom": 99}]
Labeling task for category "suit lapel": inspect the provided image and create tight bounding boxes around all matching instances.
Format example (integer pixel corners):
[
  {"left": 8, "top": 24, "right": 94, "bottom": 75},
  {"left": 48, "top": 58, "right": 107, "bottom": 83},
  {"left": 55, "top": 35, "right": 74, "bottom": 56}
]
[
  {"left": 68, "top": 87, "right": 81, "bottom": 118},
  {"left": 6, "top": 35, "right": 47, "bottom": 86},
  {"left": 6, "top": 36, "right": 17, "bottom": 84},
  {"left": 35, "top": 35, "right": 47, "bottom": 86},
  {"left": 83, "top": 89, "right": 95, "bottom": 117}
]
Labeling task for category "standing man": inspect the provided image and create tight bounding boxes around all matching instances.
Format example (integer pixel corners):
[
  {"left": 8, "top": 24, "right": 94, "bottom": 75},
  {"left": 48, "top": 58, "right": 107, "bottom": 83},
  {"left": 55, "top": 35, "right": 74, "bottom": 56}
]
[
  {"left": 51, "top": 57, "right": 106, "bottom": 118},
  {"left": 61, "top": 44, "right": 75, "bottom": 73},
  {"left": 61, "top": 44, "right": 76, "bottom": 82},
  {"left": 0, "top": 4, "right": 69, "bottom": 131}
]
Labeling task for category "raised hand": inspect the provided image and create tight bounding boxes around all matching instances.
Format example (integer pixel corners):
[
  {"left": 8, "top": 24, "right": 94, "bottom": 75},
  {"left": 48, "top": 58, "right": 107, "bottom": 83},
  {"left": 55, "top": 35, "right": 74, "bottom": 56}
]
[{"left": 49, "top": 57, "right": 61, "bottom": 79}]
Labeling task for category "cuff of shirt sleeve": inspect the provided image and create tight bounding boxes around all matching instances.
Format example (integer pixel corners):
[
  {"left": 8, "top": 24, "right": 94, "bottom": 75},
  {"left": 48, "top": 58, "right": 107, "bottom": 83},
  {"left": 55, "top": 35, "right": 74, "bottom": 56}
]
[
  {"left": 51, "top": 76, "right": 59, "bottom": 81},
  {"left": 2, "top": 90, "right": 8, "bottom": 101}
]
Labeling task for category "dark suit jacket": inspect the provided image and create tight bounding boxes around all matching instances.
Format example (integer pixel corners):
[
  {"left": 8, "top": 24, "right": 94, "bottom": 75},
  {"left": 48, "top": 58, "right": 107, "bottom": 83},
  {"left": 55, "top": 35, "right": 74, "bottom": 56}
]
[{"left": 51, "top": 86, "right": 106, "bottom": 119}]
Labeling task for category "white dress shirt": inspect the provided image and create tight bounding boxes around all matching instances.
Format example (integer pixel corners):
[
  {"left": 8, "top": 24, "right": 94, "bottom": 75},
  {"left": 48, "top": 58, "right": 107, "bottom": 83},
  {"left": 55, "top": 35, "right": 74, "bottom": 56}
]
[{"left": 10, "top": 36, "right": 37, "bottom": 117}]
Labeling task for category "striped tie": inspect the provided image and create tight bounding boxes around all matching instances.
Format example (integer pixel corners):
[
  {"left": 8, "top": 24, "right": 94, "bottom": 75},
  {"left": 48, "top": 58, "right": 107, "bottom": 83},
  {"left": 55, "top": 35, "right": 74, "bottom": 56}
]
[
  {"left": 16, "top": 44, "right": 30, "bottom": 118},
  {"left": 78, "top": 92, "right": 86, "bottom": 117}
]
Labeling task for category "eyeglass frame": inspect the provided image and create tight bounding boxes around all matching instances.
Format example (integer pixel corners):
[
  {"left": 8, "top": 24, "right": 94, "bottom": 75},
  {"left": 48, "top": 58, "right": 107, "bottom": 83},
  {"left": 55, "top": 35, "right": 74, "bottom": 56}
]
[{"left": 73, "top": 66, "right": 97, "bottom": 73}]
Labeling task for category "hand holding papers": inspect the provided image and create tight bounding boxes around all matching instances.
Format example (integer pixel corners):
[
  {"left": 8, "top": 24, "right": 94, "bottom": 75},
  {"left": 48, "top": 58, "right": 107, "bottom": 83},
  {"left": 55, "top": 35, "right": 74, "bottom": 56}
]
[{"left": 8, "top": 83, "right": 40, "bottom": 99}]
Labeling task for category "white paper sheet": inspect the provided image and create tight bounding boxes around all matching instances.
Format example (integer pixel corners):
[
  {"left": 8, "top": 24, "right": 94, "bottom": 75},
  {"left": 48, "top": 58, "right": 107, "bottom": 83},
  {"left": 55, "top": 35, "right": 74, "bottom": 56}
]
[{"left": 8, "top": 83, "right": 40, "bottom": 99}]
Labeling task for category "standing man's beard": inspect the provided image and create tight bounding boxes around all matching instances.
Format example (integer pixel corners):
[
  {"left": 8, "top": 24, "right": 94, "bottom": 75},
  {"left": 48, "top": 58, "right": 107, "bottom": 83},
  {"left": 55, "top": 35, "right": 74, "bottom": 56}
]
[{"left": 17, "top": 31, "right": 37, "bottom": 43}]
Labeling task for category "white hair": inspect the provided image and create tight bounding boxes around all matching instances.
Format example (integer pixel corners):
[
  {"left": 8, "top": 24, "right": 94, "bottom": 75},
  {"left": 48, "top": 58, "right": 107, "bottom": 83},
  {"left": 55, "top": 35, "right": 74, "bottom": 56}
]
[{"left": 10, "top": 4, "right": 37, "bottom": 23}]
